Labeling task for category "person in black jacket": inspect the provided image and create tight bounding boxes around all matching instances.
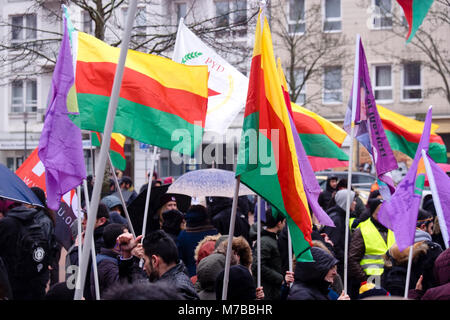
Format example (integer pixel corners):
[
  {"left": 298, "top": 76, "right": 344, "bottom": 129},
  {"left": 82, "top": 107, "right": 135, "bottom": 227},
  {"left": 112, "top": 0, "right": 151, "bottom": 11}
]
[
  {"left": 287, "top": 247, "right": 350, "bottom": 300},
  {"left": 322, "top": 189, "right": 356, "bottom": 279},
  {"left": 318, "top": 175, "right": 338, "bottom": 210},
  {"left": 208, "top": 196, "right": 250, "bottom": 243},
  {"left": 117, "top": 229, "right": 199, "bottom": 300},
  {"left": 90, "top": 223, "right": 129, "bottom": 298}
]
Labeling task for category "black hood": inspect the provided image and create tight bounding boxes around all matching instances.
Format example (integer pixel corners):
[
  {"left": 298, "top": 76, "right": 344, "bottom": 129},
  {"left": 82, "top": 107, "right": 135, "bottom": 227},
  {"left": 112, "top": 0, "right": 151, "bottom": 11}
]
[
  {"left": 294, "top": 247, "right": 338, "bottom": 284},
  {"left": 5, "top": 205, "right": 38, "bottom": 221},
  {"left": 325, "top": 176, "right": 338, "bottom": 192}
]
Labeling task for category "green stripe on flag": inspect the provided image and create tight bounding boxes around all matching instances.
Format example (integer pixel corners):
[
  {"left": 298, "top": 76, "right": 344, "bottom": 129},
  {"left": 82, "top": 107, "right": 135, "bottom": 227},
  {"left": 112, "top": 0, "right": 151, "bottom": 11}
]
[{"left": 299, "top": 133, "right": 349, "bottom": 160}]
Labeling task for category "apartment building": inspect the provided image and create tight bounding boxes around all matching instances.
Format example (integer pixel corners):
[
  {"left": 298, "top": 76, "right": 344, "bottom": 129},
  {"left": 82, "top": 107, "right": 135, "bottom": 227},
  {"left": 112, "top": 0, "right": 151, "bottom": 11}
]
[{"left": 0, "top": 0, "right": 448, "bottom": 192}]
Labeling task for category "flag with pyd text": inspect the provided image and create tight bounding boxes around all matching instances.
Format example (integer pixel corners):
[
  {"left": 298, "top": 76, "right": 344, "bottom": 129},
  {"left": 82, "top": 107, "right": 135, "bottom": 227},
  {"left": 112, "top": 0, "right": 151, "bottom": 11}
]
[
  {"left": 344, "top": 37, "right": 397, "bottom": 200},
  {"left": 236, "top": 10, "right": 313, "bottom": 262},
  {"left": 38, "top": 14, "right": 86, "bottom": 211},
  {"left": 172, "top": 19, "right": 248, "bottom": 135},
  {"left": 378, "top": 107, "right": 434, "bottom": 251}
]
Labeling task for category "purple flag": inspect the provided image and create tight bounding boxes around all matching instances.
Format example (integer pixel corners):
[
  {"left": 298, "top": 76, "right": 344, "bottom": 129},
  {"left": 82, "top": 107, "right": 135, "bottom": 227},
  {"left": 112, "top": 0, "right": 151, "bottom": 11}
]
[
  {"left": 344, "top": 38, "right": 397, "bottom": 199},
  {"left": 288, "top": 109, "right": 335, "bottom": 227},
  {"left": 426, "top": 154, "right": 450, "bottom": 248},
  {"left": 38, "top": 16, "right": 86, "bottom": 211},
  {"left": 378, "top": 107, "right": 433, "bottom": 251}
]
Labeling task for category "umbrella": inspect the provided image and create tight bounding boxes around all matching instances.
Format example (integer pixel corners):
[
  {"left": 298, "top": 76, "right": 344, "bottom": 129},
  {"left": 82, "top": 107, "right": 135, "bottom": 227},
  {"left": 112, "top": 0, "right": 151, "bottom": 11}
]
[
  {"left": 126, "top": 184, "right": 191, "bottom": 236},
  {"left": 0, "top": 163, "right": 43, "bottom": 207},
  {"left": 167, "top": 168, "right": 255, "bottom": 198}
]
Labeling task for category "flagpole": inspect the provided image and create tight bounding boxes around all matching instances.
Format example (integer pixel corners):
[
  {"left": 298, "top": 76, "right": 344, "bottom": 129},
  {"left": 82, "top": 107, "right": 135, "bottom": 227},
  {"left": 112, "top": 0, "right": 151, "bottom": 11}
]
[
  {"left": 422, "top": 149, "right": 449, "bottom": 249},
  {"left": 108, "top": 153, "right": 136, "bottom": 238},
  {"left": 74, "top": 0, "right": 138, "bottom": 300},
  {"left": 344, "top": 33, "right": 361, "bottom": 294},
  {"left": 404, "top": 244, "right": 414, "bottom": 299},
  {"left": 222, "top": 175, "right": 241, "bottom": 300},
  {"left": 75, "top": 185, "right": 83, "bottom": 293},
  {"left": 83, "top": 179, "right": 100, "bottom": 300},
  {"left": 257, "top": 195, "right": 261, "bottom": 288},
  {"left": 288, "top": 228, "right": 293, "bottom": 273},
  {"left": 139, "top": 145, "right": 158, "bottom": 268}
]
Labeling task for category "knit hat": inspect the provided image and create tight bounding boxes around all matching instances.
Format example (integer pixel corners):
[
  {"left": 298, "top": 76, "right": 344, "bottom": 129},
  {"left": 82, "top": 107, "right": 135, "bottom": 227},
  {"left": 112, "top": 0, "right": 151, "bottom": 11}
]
[
  {"left": 161, "top": 209, "right": 185, "bottom": 235},
  {"left": 358, "top": 281, "right": 390, "bottom": 299},
  {"left": 215, "top": 264, "right": 256, "bottom": 300},
  {"left": 196, "top": 240, "right": 216, "bottom": 265},
  {"left": 334, "top": 189, "right": 355, "bottom": 210},
  {"left": 101, "top": 195, "right": 122, "bottom": 210},
  {"left": 185, "top": 205, "right": 209, "bottom": 228},
  {"left": 368, "top": 198, "right": 383, "bottom": 215}
]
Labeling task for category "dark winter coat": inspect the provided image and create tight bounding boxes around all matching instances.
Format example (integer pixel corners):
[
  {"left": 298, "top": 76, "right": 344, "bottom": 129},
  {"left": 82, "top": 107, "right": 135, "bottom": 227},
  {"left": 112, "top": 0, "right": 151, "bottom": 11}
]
[
  {"left": 196, "top": 252, "right": 226, "bottom": 300},
  {"left": 322, "top": 205, "right": 347, "bottom": 277},
  {"left": 0, "top": 206, "right": 49, "bottom": 300},
  {"left": 157, "top": 261, "right": 200, "bottom": 300},
  {"left": 177, "top": 225, "right": 218, "bottom": 277},
  {"left": 90, "top": 247, "right": 121, "bottom": 298},
  {"left": 287, "top": 247, "right": 338, "bottom": 300},
  {"left": 409, "top": 247, "right": 450, "bottom": 300},
  {"left": 251, "top": 228, "right": 283, "bottom": 300},
  {"left": 318, "top": 177, "right": 337, "bottom": 210},
  {"left": 209, "top": 197, "right": 250, "bottom": 243},
  {"left": 382, "top": 230, "right": 443, "bottom": 296}
]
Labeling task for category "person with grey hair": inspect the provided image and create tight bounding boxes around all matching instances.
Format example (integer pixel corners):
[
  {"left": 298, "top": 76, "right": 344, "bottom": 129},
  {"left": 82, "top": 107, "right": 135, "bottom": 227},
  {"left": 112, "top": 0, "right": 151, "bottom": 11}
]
[{"left": 321, "top": 189, "right": 356, "bottom": 279}]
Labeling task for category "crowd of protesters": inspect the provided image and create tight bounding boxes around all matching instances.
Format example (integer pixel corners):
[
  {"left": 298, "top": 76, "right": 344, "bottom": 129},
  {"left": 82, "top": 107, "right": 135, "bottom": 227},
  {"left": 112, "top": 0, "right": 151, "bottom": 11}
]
[{"left": 0, "top": 172, "right": 449, "bottom": 301}]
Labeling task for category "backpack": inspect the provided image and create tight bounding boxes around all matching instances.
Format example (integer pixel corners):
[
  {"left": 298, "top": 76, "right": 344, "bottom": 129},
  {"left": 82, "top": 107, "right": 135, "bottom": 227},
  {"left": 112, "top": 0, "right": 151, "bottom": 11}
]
[{"left": 12, "top": 214, "right": 50, "bottom": 279}]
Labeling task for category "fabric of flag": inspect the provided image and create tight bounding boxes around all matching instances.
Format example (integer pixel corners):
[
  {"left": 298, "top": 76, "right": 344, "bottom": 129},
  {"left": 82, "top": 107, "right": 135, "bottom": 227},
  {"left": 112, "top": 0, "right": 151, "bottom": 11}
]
[
  {"left": 16, "top": 148, "right": 79, "bottom": 250},
  {"left": 71, "top": 31, "right": 209, "bottom": 156},
  {"left": 172, "top": 19, "right": 248, "bottom": 135},
  {"left": 276, "top": 60, "right": 335, "bottom": 228},
  {"left": 425, "top": 155, "right": 450, "bottom": 248},
  {"left": 378, "top": 107, "right": 433, "bottom": 251},
  {"left": 38, "top": 15, "right": 86, "bottom": 211},
  {"left": 91, "top": 132, "right": 126, "bottom": 171},
  {"left": 276, "top": 58, "right": 349, "bottom": 161},
  {"left": 396, "top": 0, "right": 434, "bottom": 43},
  {"left": 236, "top": 11, "right": 313, "bottom": 262},
  {"left": 344, "top": 37, "right": 397, "bottom": 199},
  {"left": 378, "top": 105, "right": 447, "bottom": 163}
]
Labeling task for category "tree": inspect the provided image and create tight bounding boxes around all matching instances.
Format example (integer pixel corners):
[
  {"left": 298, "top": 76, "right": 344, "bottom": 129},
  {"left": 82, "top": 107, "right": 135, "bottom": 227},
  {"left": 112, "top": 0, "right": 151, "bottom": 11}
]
[
  {"left": 361, "top": 0, "right": 450, "bottom": 106},
  {"left": 269, "top": 0, "right": 350, "bottom": 112}
]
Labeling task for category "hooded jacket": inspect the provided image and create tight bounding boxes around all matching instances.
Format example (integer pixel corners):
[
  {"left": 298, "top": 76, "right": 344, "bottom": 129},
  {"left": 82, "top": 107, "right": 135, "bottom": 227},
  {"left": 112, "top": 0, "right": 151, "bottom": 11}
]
[
  {"left": 287, "top": 247, "right": 339, "bottom": 300},
  {"left": 318, "top": 177, "right": 338, "bottom": 210},
  {"left": 408, "top": 247, "right": 450, "bottom": 300}
]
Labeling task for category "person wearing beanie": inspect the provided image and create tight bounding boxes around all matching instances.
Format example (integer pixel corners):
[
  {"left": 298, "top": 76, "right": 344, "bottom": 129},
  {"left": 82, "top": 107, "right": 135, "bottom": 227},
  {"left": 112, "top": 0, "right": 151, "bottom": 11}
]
[
  {"left": 348, "top": 198, "right": 395, "bottom": 299},
  {"left": 287, "top": 247, "right": 350, "bottom": 300},
  {"left": 176, "top": 205, "right": 218, "bottom": 277},
  {"left": 90, "top": 223, "right": 130, "bottom": 298},
  {"left": 215, "top": 264, "right": 264, "bottom": 300},
  {"left": 322, "top": 189, "right": 356, "bottom": 279},
  {"left": 161, "top": 209, "right": 186, "bottom": 243}
]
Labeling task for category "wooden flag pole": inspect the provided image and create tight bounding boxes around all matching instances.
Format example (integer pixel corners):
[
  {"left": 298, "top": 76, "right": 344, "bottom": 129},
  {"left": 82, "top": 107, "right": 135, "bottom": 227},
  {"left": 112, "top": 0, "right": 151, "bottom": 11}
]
[
  {"left": 74, "top": 0, "right": 137, "bottom": 300},
  {"left": 344, "top": 33, "right": 361, "bottom": 294},
  {"left": 221, "top": 175, "right": 241, "bottom": 300}
]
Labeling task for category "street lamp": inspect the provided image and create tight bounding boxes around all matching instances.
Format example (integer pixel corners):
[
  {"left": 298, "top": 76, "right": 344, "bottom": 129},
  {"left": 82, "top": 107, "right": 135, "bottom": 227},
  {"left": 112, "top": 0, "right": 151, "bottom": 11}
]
[{"left": 23, "top": 111, "right": 28, "bottom": 159}]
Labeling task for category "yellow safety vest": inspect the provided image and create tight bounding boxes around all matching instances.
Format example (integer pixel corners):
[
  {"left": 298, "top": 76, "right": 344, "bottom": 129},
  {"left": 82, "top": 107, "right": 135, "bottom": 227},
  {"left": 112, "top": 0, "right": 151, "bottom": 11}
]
[{"left": 358, "top": 219, "right": 396, "bottom": 276}]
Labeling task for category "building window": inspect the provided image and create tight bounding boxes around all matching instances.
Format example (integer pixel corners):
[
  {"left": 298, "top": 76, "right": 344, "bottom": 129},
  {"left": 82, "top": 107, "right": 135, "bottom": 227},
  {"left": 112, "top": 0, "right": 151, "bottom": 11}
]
[
  {"left": 294, "top": 68, "right": 306, "bottom": 105},
  {"left": 323, "top": 0, "right": 341, "bottom": 32},
  {"left": 176, "top": 2, "right": 187, "bottom": 22},
  {"left": 122, "top": 7, "right": 147, "bottom": 36},
  {"left": 82, "top": 11, "right": 93, "bottom": 34},
  {"left": 402, "top": 63, "right": 422, "bottom": 101},
  {"left": 214, "top": 1, "right": 247, "bottom": 38},
  {"left": 11, "top": 14, "right": 37, "bottom": 42},
  {"left": 372, "top": 0, "right": 392, "bottom": 29},
  {"left": 323, "top": 66, "right": 342, "bottom": 104},
  {"left": 373, "top": 65, "right": 393, "bottom": 102},
  {"left": 288, "top": 0, "right": 305, "bottom": 34},
  {"left": 11, "top": 79, "right": 37, "bottom": 113}
]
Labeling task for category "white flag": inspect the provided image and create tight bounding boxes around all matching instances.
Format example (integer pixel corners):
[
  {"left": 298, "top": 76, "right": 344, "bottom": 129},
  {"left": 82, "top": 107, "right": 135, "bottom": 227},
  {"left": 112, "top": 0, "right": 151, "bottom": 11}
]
[{"left": 172, "top": 19, "right": 248, "bottom": 135}]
